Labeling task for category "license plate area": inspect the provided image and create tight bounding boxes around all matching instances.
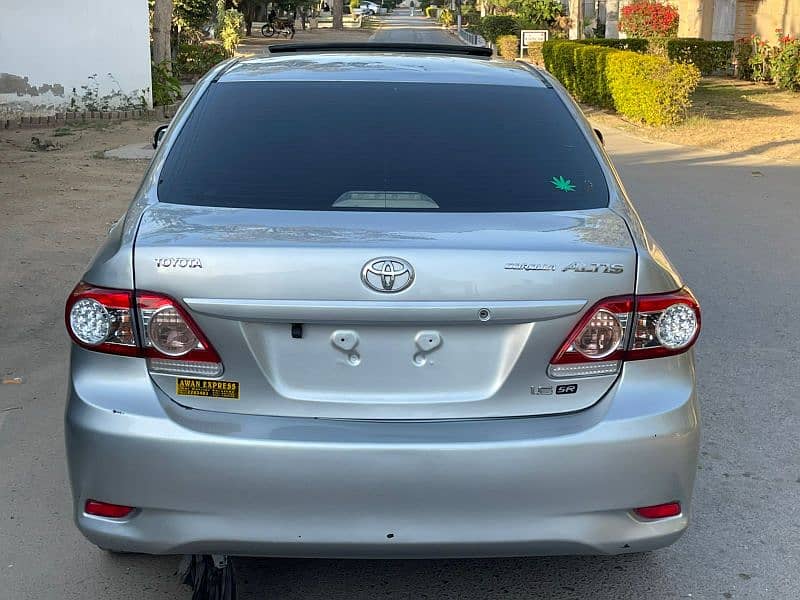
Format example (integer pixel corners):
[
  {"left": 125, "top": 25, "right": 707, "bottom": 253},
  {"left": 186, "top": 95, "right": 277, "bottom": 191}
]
[{"left": 242, "top": 322, "right": 534, "bottom": 404}]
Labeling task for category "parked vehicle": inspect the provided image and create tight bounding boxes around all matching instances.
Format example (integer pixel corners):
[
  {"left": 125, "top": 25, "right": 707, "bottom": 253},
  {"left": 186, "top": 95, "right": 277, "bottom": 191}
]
[
  {"left": 261, "top": 16, "right": 295, "bottom": 38},
  {"left": 65, "top": 43, "right": 701, "bottom": 565},
  {"left": 359, "top": 1, "right": 381, "bottom": 15}
]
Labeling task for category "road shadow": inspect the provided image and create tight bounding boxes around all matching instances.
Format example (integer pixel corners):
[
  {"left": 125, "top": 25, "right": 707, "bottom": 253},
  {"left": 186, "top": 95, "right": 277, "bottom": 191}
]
[{"left": 234, "top": 553, "right": 663, "bottom": 599}]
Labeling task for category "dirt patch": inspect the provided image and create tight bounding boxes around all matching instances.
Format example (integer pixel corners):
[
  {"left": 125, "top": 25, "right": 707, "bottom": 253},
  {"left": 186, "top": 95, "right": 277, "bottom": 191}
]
[
  {"left": 586, "top": 77, "right": 800, "bottom": 163},
  {"left": 0, "top": 120, "right": 155, "bottom": 358}
]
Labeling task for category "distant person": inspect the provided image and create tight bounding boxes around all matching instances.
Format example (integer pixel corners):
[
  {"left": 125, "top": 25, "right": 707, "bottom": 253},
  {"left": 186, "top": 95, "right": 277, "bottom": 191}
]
[
  {"left": 322, "top": 1, "right": 330, "bottom": 11},
  {"left": 409, "top": 0, "right": 414, "bottom": 15},
  {"left": 268, "top": 8, "right": 277, "bottom": 22}
]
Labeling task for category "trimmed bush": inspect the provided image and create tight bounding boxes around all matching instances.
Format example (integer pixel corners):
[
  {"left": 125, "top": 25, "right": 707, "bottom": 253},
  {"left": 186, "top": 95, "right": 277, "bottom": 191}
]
[
  {"left": 543, "top": 40, "right": 700, "bottom": 125},
  {"left": 606, "top": 52, "right": 700, "bottom": 125},
  {"left": 543, "top": 40, "right": 616, "bottom": 107},
  {"left": 665, "top": 38, "right": 733, "bottom": 75},
  {"left": 497, "top": 35, "right": 519, "bottom": 59},
  {"left": 472, "top": 15, "right": 519, "bottom": 44},
  {"left": 527, "top": 41, "right": 544, "bottom": 66},
  {"left": 578, "top": 38, "right": 649, "bottom": 53},
  {"left": 175, "top": 42, "right": 228, "bottom": 78}
]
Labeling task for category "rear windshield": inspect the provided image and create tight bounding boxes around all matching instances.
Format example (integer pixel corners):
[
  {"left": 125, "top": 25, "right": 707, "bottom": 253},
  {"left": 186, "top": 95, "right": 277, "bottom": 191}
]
[{"left": 158, "top": 81, "right": 608, "bottom": 212}]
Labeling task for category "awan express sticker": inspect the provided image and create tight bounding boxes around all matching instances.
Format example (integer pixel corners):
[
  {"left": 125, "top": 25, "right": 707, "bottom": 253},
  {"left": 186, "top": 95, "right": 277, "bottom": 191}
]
[{"left": 176, "top": 378, "right": 240, "bottom": 399}]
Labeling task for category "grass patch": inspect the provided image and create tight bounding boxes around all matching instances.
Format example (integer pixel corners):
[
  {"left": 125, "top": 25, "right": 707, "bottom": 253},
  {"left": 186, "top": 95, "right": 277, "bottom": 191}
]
[{"left": 588, "top": 76, "right": 800, "bottom": 161}]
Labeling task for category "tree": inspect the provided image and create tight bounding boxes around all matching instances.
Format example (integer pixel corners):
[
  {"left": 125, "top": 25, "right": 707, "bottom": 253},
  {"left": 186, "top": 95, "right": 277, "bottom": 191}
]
[
  {"left": 332, "top": 0, "right": 343, "bottom": 29},
  {"left": 152, "top": 0, "right": 175, "bottom": 69}
]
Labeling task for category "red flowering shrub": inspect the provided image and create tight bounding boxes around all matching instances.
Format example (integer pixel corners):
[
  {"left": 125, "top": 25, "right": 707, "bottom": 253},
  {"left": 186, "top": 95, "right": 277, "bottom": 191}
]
[{"left": 620, "top": 0, "right": 679, "bottom": 38}]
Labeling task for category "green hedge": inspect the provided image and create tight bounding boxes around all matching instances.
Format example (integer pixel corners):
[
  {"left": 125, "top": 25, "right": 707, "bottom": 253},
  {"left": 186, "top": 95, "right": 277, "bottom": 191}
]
[
  {"left": 576, "top": 37, "right": 732, "bottom": 75},
  {"left": 665, "top": 38, "right": 733, "bottom": 75},
  {"left": 544, "top": 40, "right": 616, "bottom": 107},
  {"left": 577, "top": 38, "right": 649, "bottom": 53},
  {"left": 543, "top": 40, "right": 700, "bottom": 126},
  {"left": 607, "top": 51, "right": 700, "bottom": 125}
]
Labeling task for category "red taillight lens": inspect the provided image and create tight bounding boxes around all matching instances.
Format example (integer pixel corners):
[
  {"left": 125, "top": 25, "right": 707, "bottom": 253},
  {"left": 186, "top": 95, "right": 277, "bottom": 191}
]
[
  {"left": 84, "top": 499, "right": 135, "bottom": 518},
  {"left": 65, "top": 283, "right": 223, "bottom": 375},
  {"left": 65, "top": 283, "right": 138, "bottom": 356},
  {"left": 628, "top": 288, "right": 701, "bottom": 361},
  {"left": 634, "top": 502, "right": 681, "bottom": 519},
  {"left": 549, "top": 288, "right": 700, "bottom": 378}
]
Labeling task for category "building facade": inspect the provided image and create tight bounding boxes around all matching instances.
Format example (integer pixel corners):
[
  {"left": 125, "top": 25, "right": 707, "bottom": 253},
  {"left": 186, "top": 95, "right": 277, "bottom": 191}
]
[
  {"left": 595, "top": 0, "right": 799, "bottom": 40},
  {"left": 0, "top": 0, "right": 152, "bottom": 118}
]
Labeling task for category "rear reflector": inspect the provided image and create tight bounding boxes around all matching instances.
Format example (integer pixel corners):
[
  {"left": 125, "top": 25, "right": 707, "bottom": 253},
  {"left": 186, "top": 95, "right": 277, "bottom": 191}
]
[
  {"left": 84, "top": 500, "right": 135, "bottom": 519},
  {"left": 634, "top": 502, "right": 681, "bottom": 519}
]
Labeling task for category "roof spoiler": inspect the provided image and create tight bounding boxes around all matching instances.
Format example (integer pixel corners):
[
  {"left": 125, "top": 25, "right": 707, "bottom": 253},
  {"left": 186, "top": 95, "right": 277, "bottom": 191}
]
[{"left": 267, "top": 42, "right": 493, "bottom": 57}]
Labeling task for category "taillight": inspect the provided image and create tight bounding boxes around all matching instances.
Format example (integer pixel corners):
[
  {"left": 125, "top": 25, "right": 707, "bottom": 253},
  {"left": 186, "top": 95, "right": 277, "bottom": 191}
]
[
  {"left": 65, "top": 283, "right": 222, "bottom": 377},
  {"left": 65, "top": 284, "right": 138, "bottom": 356},
  {"left": 627, "top": 288, "right": 701, "bottom": 361},
  {"left": 137, "top": 292, "right": 223, "bottom": 377},
  {"left": 549, "top": 288, "right": 700, "bottom": 378},
  {"left": 549, "top": 296, "right": 632, "bottom": 378}
]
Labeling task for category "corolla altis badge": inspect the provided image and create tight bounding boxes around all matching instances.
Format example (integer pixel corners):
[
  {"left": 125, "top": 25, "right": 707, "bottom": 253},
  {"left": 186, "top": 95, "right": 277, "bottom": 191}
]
[
  {"left": 361, "top": 257, "right": 414, "bottom": 293},
  {"left": 154, "top": 257, "right": 203, "bottom": 268},
  {"left": 505, "top": 263, "right": 556, "bottom": 272},
  {"left": 562, "top": 262, "right": 624, "bottom": 274},
  {"left": 506, "top": 261, "right": 623, "bottom": 274}
]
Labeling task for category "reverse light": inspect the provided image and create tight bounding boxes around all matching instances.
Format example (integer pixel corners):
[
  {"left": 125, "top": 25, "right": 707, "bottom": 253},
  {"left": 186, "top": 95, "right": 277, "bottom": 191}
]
[
  {"left": 634, "top": 502, "right": 681, "bottom": 519},
  {"left": 137, "top": 291, "right": 223, "bottom": 375},
  {"left": 549, "top": 289, "right": 700, "bottom": 378},
  {"left": 549, "top": 296, "right": 632, "bottom": 377},
  {"left": 65, "top": 284, "right": 137, "bottom": 355},
  {"left": 84, "top": 499, "right": 135, "bottom": 519},
  {"left": 628, "top": 288, "right": 701, "bottom": 361}
]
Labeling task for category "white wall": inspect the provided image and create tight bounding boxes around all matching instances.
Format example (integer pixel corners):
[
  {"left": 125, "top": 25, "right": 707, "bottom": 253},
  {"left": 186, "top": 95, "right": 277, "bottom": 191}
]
[{"left": 0, "top": 0, "right": 152, "bottom": 117}]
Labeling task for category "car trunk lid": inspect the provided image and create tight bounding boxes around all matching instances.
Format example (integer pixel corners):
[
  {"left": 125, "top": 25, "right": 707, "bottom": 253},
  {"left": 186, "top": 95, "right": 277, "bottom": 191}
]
[{"left": 134, "top": 204, "right": 636, "bottom": 419}]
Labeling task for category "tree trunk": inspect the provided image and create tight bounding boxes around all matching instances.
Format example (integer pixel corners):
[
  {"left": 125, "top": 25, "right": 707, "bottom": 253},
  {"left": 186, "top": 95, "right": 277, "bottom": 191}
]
[
  {"left": 244, "top": 0, "right": 255, "bottom": 36},
  {"left": 152, "top": 0, "right": 174, "bottom": 69},
  {"left": 332, "top": 0, "right": 344, "bottom": 30}
]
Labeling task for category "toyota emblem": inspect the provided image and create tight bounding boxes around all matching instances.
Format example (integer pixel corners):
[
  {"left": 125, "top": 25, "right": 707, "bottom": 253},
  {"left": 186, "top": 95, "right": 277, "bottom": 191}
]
[{"left": 361, "top": 257, "right": 415, "bottom": 293}]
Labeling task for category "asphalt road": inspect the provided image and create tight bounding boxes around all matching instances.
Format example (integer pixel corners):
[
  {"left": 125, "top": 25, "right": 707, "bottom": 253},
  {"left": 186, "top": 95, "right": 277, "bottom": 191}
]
[
  {"left": 1, "top": 17, "right": 799, "bottom": 600},
  {"left": 369, "top": 11, "right": 461, "bottom": 44}
]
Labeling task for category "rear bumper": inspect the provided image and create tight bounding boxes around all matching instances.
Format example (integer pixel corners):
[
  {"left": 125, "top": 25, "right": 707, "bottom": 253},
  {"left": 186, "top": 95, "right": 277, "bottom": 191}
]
[{"left": 65, "top": 349, "right": 699, "bottom": 558}]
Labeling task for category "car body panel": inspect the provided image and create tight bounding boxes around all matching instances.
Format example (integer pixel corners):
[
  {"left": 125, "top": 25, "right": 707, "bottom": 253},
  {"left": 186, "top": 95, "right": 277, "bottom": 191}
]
[
  {"left": 66, "top": 347, "right": 698, "bottom": 557},
  {"left": 66, "top": 49, "right": 699, "bottom": 557}
]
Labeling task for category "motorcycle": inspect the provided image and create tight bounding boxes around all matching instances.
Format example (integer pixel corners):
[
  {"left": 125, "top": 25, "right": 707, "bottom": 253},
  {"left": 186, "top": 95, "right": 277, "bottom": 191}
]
[{"left": 261, "top": 17, "right": 295, "bottom": 38}]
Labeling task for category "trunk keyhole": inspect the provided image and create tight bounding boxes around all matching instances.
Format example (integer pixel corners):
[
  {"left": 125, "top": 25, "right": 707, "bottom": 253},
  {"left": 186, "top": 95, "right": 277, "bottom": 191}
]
[{"left": 291, "top": 323, "right": 303, "bottom": 339}]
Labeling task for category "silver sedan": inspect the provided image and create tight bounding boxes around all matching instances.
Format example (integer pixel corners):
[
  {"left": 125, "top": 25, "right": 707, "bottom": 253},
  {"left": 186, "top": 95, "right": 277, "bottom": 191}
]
[{"left": 64, "top": 43, "right": 701, "bottom": 560}]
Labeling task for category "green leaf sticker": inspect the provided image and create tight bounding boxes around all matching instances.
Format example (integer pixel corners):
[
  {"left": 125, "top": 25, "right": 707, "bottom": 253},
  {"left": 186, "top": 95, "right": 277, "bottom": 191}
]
[{"left": 551, "top": 176, "right": 576, "bottom": 192}]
